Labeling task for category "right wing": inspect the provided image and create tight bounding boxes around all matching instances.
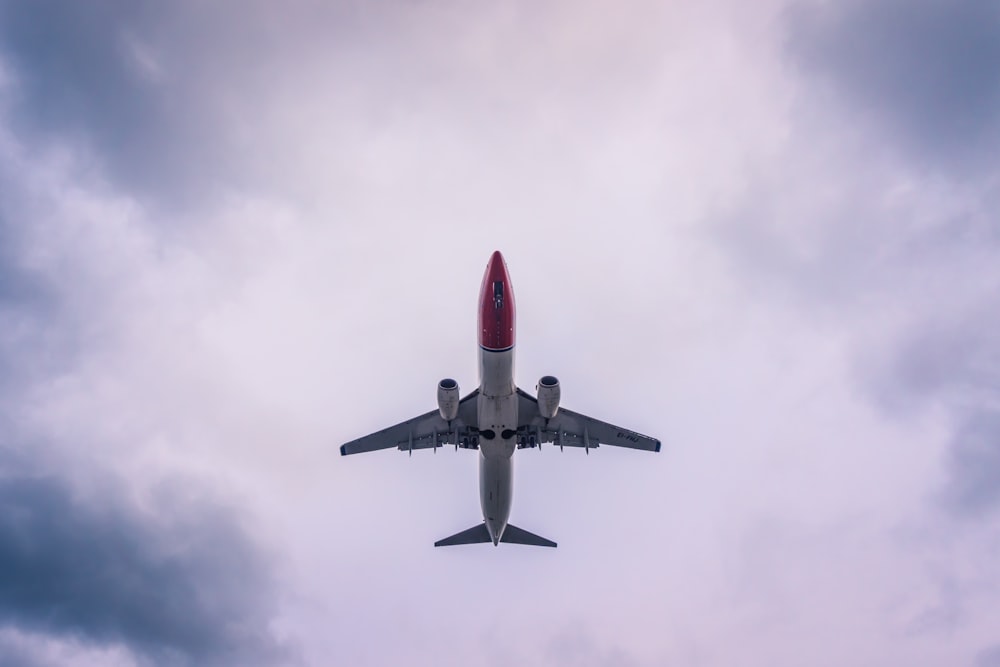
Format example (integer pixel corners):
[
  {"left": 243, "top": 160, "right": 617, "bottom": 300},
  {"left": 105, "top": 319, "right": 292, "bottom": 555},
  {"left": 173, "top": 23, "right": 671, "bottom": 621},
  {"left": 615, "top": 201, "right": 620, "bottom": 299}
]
[
  {"left": 516, "top": 388, "right": 660, "bottom": 452},
  {"left": 340, "top": 390, "right": 480, "bottom": 455}
]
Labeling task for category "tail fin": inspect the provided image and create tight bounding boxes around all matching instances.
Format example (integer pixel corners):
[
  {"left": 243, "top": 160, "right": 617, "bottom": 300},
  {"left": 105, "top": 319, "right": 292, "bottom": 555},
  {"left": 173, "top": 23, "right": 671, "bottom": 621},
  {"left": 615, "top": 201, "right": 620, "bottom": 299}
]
[{"left": 434, "top": 522, "right": 557, "bottom": 548}]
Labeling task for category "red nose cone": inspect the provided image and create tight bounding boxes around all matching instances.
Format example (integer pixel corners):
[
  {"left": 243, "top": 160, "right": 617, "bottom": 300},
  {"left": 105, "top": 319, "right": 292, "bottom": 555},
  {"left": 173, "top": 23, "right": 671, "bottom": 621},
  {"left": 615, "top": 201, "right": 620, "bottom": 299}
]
[{"left": 479, "top": 251, "right": 515, "bottom": 350}]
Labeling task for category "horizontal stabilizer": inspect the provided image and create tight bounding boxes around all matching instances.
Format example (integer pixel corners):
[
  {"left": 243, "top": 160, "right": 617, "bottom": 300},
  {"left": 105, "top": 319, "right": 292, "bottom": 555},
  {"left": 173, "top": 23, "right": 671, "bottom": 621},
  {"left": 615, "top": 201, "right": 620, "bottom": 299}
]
[
  {"left": 434, "top": 524, "right": 491, "bottom": 547},
  {"left": 501, "top": 523, "right": 557, "bottom": 548},
  {"left": 434, "top": 522, "right": 557, "bottom": 547}
]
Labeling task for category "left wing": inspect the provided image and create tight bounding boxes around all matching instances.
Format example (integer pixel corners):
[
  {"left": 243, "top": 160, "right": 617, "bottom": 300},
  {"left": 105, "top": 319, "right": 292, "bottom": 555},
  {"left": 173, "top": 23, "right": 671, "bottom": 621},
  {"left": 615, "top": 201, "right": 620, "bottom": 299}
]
[
  {"left": 515, "top": 388, "right": 660, "bottom": 453},
  {"left": 340, "top": 390, "right": 480, "bottom": 455}
]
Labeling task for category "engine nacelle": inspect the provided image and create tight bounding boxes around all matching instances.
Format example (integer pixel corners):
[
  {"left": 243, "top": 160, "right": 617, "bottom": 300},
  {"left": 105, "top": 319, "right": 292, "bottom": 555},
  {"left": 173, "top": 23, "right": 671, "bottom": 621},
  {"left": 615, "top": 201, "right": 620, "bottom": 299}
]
[
  {"left": 437, "top": 378, "right": 460, "bottom": 421},
  {"left": 536, "top": 375, "right": 560, "bottom": 419}
]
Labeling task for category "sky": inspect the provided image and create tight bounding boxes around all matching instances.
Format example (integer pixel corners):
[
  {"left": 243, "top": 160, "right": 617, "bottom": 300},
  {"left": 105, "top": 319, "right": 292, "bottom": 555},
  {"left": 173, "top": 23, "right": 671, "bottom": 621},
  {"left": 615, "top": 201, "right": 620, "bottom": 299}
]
[{"left": 0, "top": 0, "right": 999, "bottom": 665}]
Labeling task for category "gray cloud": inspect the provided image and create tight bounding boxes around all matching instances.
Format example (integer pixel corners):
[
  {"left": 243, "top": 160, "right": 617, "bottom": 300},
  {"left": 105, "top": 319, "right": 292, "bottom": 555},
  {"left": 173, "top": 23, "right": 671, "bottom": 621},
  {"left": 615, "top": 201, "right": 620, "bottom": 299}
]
[
  {"left": 860, "top": 303, "right": 1000, "bottom": 515},
  {"left": 0, "top": 226, "right": 57, "bottom": 396},
  {"left": 543, "top": 630, "right": 638, "bottom": 667},
  {"left": 787, "top": 0, "right": 1000, "bottom": 170},
  {"left": 5, "top": 1, "right": 1000, "bottom": 664},
  {"left": 0, "top": 1, "right": 246, "bottom": 207},
  {"left": 870, "top": 304, "right": 1000, "bottom": 409},
  {"left": 979, "top": 643, "right": 1000, "bottom": 667},
  {"left": 0, "top": 452, "right": 290, "bottom": 667},
  {"left": 0, "top": 211, "right": 57, "bottom": 315},
  {"left": 0, "top": 67, "right": 292, "bottom": 664},
  {"left": 711, "top": 78, "right": 1000, "bottom": 517},
  {"left": 0, "top": 0, "right": 375, "bottom": 208},
  {"left": 0, "top": 629, "right": 121, "bottom": 667},
  {"left": 0, "top": 1, "right": 198, "bottom": 203},
  {"left": 0, "top": 641, "right": 53, "bottom": 667},
  {"left": 904, "top": 571, "right": 965, "bottom": 636},
  {"left": 943, "top": 411, "right": 1000, "bottom": 516},
  {"left": 0, "top": 210, "right": 94, "bottom": 399}
]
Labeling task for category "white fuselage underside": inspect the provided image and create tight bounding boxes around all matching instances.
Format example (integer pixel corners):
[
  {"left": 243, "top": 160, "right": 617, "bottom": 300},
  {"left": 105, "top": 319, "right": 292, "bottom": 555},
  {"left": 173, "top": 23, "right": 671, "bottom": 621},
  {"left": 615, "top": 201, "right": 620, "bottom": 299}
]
[{"left": 478, "top": 346, "right": 516, "bottom": 544}]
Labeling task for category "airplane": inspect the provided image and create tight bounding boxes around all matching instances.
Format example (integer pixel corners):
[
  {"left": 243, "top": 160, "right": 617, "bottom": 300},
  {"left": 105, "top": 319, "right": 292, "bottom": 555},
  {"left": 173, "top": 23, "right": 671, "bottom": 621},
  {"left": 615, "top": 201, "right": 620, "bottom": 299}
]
[{"left": 340, "top": 250, "right": 660, "bottom": 547}]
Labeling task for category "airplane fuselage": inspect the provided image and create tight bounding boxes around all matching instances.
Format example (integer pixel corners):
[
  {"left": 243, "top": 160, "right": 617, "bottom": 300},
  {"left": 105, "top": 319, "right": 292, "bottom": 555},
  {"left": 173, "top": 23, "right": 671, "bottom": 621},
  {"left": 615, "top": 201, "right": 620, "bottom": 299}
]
[{"left": 477, "top": 251, "right": 517, "bottom": 545}]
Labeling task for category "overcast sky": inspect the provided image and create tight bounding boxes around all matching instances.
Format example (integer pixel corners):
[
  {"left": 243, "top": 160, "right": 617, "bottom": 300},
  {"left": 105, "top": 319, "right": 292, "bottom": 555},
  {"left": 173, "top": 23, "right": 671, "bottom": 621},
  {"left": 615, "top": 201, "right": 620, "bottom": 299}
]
[{"left": 1, "top": 1, "right": 999, "bottom": 665}]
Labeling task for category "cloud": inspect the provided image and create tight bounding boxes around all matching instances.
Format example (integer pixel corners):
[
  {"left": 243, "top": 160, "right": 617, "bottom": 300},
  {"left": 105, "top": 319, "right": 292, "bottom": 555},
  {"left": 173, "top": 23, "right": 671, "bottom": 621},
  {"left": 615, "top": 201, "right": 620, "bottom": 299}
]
[
  {"left": 979, "top": 643, "right": 1000, "bottom": 667},
  {"left": 4, "top": 1, "right": 1000, "bottom": 665},
  {"left": 786, "top": 0, "right": 1000, "bottom": 170},
  {"left": 0, "top": 1, "right": 189, "bottom": 201},
  {"left": 0, "top": 112, "right": 292, "bottom": 664},
  {"left": 0, "top": 0, "right": 391, "bottom": 209},
  {"left": 0, "top": 216, "right": 48, "bottom": 309},
  {"left": 0, "top": 220, "right": 61, "bottom": 399},
  {"left": 0, "top": 0, "right": 250, "bottom": 206},
  {"left": 878, "top": 319, "right": 1000, "bottom": 408},
  {"left": 0, "top": 627, "right": 138, "bottom": 667},
  {"left": 0, "top": 635, "right": 53, "bottom": 667},
  {"left": 543, "top": 627, "right": 639, "bottom": 667},
  {"left": 943, "top": 411, "right": 1000, "bottom": 515},
  {"left": 0, "top": 450, "right": 290, "bottom": 667},
  {"left": 868, "top": 306, "right": 1000, "bottom": 517},
  {"left": 714, "top": 11, "right": 1000, "bottom": 518},
  {"left": 851, "top": 275, "right": 1000, "bottom": 516}
]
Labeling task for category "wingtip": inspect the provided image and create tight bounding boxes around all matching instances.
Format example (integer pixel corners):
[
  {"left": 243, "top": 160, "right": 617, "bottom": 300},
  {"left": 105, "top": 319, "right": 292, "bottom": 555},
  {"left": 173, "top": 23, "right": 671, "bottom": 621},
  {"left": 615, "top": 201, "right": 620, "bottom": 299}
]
[
  {"left": 339, "top": 444, "right": 348, "bottom": 456},
  {"left": 655, "top": 440, "right": 661, "bottom": 453}
]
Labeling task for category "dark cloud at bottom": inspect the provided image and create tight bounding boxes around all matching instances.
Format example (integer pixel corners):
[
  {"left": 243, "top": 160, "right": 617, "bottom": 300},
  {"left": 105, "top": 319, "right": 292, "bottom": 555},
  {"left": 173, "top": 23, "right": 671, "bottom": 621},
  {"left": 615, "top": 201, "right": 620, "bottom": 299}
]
[{"left": 0, "top": 449, "right": 290, "bottom": 667}]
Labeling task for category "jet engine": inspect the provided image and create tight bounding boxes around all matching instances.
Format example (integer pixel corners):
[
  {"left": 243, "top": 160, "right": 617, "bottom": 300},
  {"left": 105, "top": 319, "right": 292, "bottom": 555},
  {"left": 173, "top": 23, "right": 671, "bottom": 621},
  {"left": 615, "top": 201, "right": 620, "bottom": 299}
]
[
  {"left": 536, "top": 375, "right": 560, "bottom": 419},
  {"left": 437, "top": 378, "right": 460, "bottom": 421}
]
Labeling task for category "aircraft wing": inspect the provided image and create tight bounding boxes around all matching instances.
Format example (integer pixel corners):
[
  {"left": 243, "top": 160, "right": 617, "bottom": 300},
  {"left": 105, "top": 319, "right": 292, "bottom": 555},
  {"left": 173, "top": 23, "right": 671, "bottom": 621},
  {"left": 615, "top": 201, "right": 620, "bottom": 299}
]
[
  {"left": 516, "top": 388, "right": 660, "bottom": 452},
  {"left": 340, "top": 390, "right": 480, "bottom": 455}
]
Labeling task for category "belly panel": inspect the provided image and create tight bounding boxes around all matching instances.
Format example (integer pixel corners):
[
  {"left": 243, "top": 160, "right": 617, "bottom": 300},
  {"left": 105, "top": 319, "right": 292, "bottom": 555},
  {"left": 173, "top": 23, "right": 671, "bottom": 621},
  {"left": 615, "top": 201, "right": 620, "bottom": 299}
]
[{"left": 479, "top": 454, "right": 513, "bottom": 542}]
